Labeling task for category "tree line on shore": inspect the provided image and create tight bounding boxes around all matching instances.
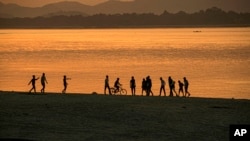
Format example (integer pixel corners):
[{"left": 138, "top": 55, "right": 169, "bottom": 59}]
[{"left": 0, "top": 7, "right": 250, "bottom": 28}]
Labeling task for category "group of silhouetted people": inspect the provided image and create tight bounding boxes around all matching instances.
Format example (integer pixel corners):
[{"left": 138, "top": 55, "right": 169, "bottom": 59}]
[
  {"left": 28, "top": 73, "right": 71, "bottom": 94},
  {"left": 104, "top": 75, "right": 137, "bottom": 96},
  {"left": 167, "top": 76, "right": 191, "bottom": 97},
  {"left": 104, "top": 75, "right": 191, "bottom": 97},
  {"left": 141, "top": 76, "right": 154, "bottom": 96},
  {"left": 28, "top": 73, "right": 191, "bottom": 97}
]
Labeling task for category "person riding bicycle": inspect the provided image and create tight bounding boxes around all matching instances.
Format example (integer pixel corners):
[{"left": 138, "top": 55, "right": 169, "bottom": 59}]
[{"left": 114, "top": 78, "right": 121, "bottom": 92}]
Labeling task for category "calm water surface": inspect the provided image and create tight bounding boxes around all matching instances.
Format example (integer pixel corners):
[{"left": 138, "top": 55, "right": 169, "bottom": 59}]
[{"left": 0, "top": 28, "right": 249, "bottom": 99}]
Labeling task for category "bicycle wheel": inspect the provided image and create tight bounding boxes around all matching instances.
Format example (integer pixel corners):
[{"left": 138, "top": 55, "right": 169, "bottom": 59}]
[
  {"left": 110, "top": 88, "right": 116, "bottom": 95},
  {"left": 120, "top": 89, "right": 127, "bottom": 95}
]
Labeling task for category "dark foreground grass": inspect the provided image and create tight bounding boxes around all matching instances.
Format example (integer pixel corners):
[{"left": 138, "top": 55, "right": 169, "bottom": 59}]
[{"left": 0, "top": 91, "right": 250, "bottom": 141}]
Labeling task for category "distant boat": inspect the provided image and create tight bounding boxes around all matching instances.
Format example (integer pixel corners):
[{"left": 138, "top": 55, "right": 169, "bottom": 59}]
[{"left": 193, "top": 30, "right": 202, "bottom": 32}]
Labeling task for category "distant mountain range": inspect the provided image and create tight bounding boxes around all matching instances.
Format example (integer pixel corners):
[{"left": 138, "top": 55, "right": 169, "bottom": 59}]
[{"left": 1, "top": 0, "right": 250, "bottom": 18}]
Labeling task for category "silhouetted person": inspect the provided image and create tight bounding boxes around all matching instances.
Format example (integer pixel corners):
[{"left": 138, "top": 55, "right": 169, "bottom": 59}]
[
  {"left": 178, "top": 80, "right": 184, "bottom": 97},
  {"left": 146, "top": 76, "right": 153, "bottom": 96},
  {"left": 183, "top": 77, "right": 191, "bottom": 97},
  {"left": 168, "top": 76, "right": 173, "bottom": 97},
  {"left": 28, "top": 75, "right": 39, "bottom": 94},
  {"left": 172, "top": 80, "right": 178, "bottom": 97},
  {"left": 114, "top": 78, "right": 121, "bottom": 92},
  {"left": 159, "top": 77, "right": 166, "bottom": 96},
  {"left": 104, "top": 75, "right": 111, "bottom": 95},
  {"left": 141, "top": 78, "right": 147, "bottom": 96},
  {"left": 40, "top": 73, "right": 48, "bottom": 93},
  {"left": 62, "top": 75, "right": 71, "bottom": 94},
  {"left": 130, "top": 76, "right": 136, "bottom": 96}
]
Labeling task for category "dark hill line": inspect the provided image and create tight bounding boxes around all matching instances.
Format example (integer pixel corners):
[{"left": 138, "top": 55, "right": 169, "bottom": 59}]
[{"left": 0, "top": 7, "right": 250, "bottom": 28}]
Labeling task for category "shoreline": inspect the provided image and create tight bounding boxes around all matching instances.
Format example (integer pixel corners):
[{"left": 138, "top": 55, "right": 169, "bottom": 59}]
[
  {"left": 1, "top": 90, "right": 250, "bottom": 101},
  {"left": 1, "top": 25, "right": 250, "bottom": 29}
]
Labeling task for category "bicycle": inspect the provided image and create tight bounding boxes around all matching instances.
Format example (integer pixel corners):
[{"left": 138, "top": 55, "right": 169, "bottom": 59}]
[{"left": 110, "top": 85, "right": 127, "bottom": 95}]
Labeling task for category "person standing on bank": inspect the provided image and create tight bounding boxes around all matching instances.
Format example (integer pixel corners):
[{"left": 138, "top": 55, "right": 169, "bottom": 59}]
[
  {"left": 62, "top": 75, "right": 71, "bottom": 94},
  {"left": 146, "top": 76, "right": 153, "bottom": 96},
  {"left": 28, "top": 75, "right": 39, "bottom": 94},
  {"left": 168, "top": 76, "right": 173, "bottom": 97},
  {"left": 178, "top": 80, "right": 184, "bottom": 97},
  {"left": 172, "top": 79, "right": 178, "bottom": 97},
  {"left": 40, "top": 73, "right": 48, "bottom": 94},
  {"left": 183, "top": 77, "right": 191, "bottom": 97},
  {"left": 130, "top": 76, "right": 136, "bottom": 96},
  {"left": 141, "top": 78, "right": 147, "bottom": 96},
  {"left": 159, "top": 77, "right": 166, "bottom": 96},
  {"left": 104, "top": 75, "right": 111, "bottom": 95}
]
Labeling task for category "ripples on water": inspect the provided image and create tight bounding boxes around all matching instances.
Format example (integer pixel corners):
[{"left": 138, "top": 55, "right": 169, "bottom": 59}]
[{"left": 0, "top": 28, "right": 249, "bottom": 99}]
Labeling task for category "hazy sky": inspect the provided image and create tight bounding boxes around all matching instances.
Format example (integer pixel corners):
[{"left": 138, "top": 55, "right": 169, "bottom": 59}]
[
  {"left": 1, "top": 0, "right": 249, "bottom": 13},
  {"left": 0, "top": 0, "right": 134, "bottom": 7}
]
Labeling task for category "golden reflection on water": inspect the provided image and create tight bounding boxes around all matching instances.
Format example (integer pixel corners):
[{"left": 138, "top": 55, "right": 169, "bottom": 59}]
[{"left": 0, "top": 28, "right": 250, "bottom": 99}]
